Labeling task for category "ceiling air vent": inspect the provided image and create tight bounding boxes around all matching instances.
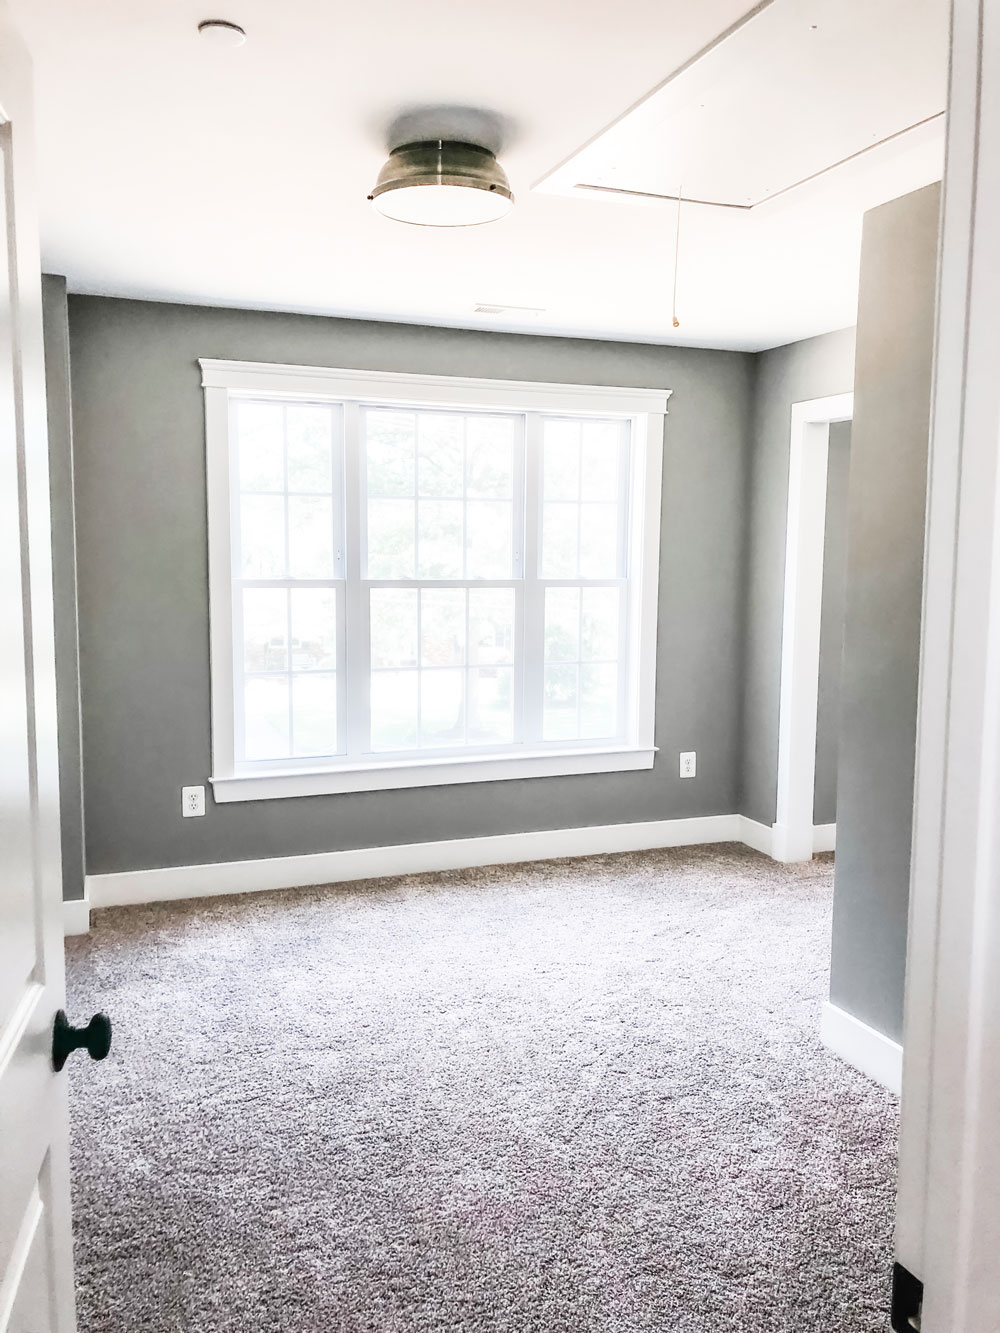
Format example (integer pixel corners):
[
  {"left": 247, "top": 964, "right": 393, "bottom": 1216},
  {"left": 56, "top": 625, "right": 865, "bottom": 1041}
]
[{"left": 473, "top": 303, "right": 545, "bottom": 316}]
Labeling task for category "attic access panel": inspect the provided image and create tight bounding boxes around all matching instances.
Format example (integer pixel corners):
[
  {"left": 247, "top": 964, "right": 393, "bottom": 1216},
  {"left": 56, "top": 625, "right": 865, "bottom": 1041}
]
[{"left": 536, "top": 0, "right": 948, "bottom": 209}]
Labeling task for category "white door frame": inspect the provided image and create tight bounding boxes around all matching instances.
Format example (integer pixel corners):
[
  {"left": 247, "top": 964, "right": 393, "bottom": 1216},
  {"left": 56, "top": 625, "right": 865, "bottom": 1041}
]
[
  {"left": 0, "top": 3, "right": 77, "bottom": 1328},
  {"left": 894, "top": 1, "right": 1000, "bottom": 1328},
  {"left": 773, "top": 391, "right": 854, "bottom": 863}
]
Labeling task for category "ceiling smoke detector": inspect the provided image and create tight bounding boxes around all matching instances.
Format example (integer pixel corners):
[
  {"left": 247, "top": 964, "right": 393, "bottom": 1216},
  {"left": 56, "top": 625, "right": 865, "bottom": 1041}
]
[
  {"left": 368, "top": 140, "right": 514, "bottom": 227},
  {"left": 197, "top": 19, "right": 247, "bottom": 48}
]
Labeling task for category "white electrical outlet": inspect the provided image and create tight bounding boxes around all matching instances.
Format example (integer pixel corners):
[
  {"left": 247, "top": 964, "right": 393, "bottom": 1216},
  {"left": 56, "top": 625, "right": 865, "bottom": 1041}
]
[
  {"left": 679, "top": 751, "right": 697, "bottom": 778},
  {"left": 181, "top": 785, "right": 206, "bottom": 817}
]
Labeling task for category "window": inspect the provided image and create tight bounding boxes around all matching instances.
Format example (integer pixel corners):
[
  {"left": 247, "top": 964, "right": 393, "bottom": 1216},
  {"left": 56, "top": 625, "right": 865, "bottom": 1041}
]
[{"left": 202, "top": 360, "right": 668, "bottom": 800}]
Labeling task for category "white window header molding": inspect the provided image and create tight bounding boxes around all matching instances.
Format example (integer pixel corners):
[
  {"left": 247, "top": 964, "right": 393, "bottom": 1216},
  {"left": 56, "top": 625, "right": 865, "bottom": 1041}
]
[{"left": 198, "top": 358, "right": 672, "bottom": 418}]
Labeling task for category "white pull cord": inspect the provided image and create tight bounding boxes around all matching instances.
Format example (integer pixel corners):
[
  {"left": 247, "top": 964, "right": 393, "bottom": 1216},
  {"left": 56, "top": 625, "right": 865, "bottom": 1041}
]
[{"left": 671, "top": 185, "right": 683, "bottom": 330}]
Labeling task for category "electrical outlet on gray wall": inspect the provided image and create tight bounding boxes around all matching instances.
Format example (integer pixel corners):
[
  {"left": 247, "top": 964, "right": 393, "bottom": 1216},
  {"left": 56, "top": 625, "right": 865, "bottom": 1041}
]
[{"left": 181, "top": 785, "right": 206, "bottom": 817}]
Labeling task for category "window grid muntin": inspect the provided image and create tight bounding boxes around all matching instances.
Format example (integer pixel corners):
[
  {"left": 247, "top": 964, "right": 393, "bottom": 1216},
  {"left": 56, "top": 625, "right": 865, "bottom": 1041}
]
[
  {"left": 230, "top": 395, "right": 346, "bottom": 764},
  {"left": 368, "top": 583, "right": 518, "bottom": 753},
  {"left": 362, "top": 405, "right": 523, "bottom": 582},
  {"left": 538, "top": 415, "right": 630, "bottom": 582}
]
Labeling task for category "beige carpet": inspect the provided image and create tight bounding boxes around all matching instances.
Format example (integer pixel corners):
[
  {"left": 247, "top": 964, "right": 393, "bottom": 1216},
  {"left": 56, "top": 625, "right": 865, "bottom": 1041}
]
[{"left": 65, "top": 843, "right": 896, "bottom": 1331}]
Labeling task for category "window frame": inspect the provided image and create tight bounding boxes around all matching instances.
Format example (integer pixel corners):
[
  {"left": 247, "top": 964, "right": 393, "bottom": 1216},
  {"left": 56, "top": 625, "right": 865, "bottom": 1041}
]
[{"left": 201, "top": 358, "right": 670, "bottom": 802}]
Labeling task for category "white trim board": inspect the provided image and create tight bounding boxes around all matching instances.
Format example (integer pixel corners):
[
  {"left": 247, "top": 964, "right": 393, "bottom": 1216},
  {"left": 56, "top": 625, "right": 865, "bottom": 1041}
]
[
  {"left": 737, "top": 815, "right": 775, "bottom": 855},
  {"left": 775, "top": 393, "right": 854, "bottom": 863},
  {"left": 82, "top": 815, "right": 841, "bottom": 914},
  {"left": 813, "top": 823, "right": 836, "bottom": 853},
  {"left": 62, "top": 897, "right": 90, "bottom": 937},
  {"left": 738, "top": 817, "right": 836, "bottom": 858},
  {"left": 85, "top": 815, "right": 743, "bottom": 910},
  {"left": 198, "top": 359, "right": 672, "bottom": 417},
  {"left": 820, "top": 1001, "right": 902, "bottom": 1096}
]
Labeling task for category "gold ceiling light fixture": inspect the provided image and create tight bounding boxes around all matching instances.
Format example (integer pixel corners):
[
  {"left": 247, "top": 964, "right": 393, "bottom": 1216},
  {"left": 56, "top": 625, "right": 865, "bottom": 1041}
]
[{"left": 368, "top": 140, "right": 514, "bottom": 228}]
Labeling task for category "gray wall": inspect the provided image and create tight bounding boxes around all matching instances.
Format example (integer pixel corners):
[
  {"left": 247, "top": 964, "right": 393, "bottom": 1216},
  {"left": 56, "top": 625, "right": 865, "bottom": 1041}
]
[
  {"left": 41, "top": 276, "right": 86, "bottom": 902},
  {"left": 68, "top": 296, "right": 754, "bottom": 875},
  {"left": 813, "top": 421, "right": 851, "bottom": 826},
  {"left": 830, "top": 183, "right": 941, "bottom": 1043},
  {"left": 740, "top": 326, "right": 857, "bottom": 825}
]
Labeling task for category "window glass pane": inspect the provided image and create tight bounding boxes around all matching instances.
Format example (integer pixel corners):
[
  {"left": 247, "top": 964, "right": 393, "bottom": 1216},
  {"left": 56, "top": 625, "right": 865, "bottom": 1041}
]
[
  {"left": 229, "top": 393, "right": 635, "bottom": 770},
  {"left": 544, "top": 587, "right": 580, "bottom": 663},
  {"left": 580, "top": 421, "right": 621, "bottom": 502},
  {"left": 243, "top": 588, "right": 287, "bottom": 672},
  {"left": 286, "top": 405, "right": 333, "bottom": 493},
  {"left": 581, "top": 587, "right": 619, "bottom": 661},
  {"left": 367, "top": 499, "right": 415, "bottom": 579},
  {"left": 366, "top": 409, "right": 415, "bottom": 497},
  {"left": 290, "top": 588, "right": 336, "bottom": 670},
  {"left": 244, "top": 676, "right": 289, "bottom": 759},
  {"left": 371, "top": 589, "right": 417, "bottom": 669},
  {"left": 421, "top": 589, "right": 466, "bottom": 666},
  {"left": 237, "top": 401, "right": 284, "bottom": 492},
  {"left": 468, "top": 666, "right": 513, "bottom": 744},
  {"left": 417, "top": 414, "right": 463, "bottom": 497},
  {"left": 579, "top": 503, "right": 619, "bottom": 578},
  {"left": 421, "top": 669, "right": 465, "bottom": 746},
  {"left": 543, "top": 664, "right": 579, "bottom": 741},
  {"left": 417, "top": 500, "right": 463, "bottom": 579},
  {"left": 288, "top": 495, "right": 334, "bottom": 578},
  {"left": 466, "top": 500, "right": 513, "bottom": 580},
  {"left": 580, "top": 663, "right": 618, "bottom": 739},
  {"left": 467, "top": 417, "right": 513, "bottom": 499},
  {"left": 240, "top": 494, "right": 285, "bottom": 577},
  {"left": 370, "top": 671, "right": 418, "bottom": 750},
  {"left": 292, "top": 673, "right": 338, "bottom": 756},
  {"left": 543, "top": 420, "right": 580, "bottom": 500},
  {"left": 469, "top": 588, "right": 514, "bottom": 666},
  {"left": 541, "top": 503, "right": 578, "bottom": 578}
]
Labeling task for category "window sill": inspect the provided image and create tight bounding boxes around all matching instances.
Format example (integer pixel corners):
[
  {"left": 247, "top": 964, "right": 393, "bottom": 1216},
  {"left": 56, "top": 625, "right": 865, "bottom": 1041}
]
[{"left": 210, "top": 746, "right": 657, "bottom": 802}]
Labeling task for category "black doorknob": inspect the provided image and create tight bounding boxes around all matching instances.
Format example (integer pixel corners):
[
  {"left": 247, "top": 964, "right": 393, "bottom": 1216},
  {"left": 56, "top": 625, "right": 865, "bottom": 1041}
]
[{"left": 52, "top": 1010, "right": 112, "bottom": 1072}]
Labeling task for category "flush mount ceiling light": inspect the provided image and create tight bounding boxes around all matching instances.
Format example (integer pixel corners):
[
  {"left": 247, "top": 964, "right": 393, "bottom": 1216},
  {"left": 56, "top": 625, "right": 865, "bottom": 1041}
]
[
  {"left": 368, "top": 140, "right": 514, "bottom": 227},
  {"left": 197, "top": 19, "right": 247, "bottom": 47}
]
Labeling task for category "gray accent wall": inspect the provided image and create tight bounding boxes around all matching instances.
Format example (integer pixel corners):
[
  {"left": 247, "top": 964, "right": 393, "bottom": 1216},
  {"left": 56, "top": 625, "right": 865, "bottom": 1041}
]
[
  {"left": 41, "top": 275, "right": 86, "bottom": 902},
  {"left": 813, "top": 421, "right": 851, "bottom": 827},
  {"left": 68, "top": 296, "right": 754, "bottom": 875},
  {"left": 740, "top": 327, "right": 857, "bottom": 826},
  {"left": 829, "top": 183, "right": 941, "bottom": 1043}
]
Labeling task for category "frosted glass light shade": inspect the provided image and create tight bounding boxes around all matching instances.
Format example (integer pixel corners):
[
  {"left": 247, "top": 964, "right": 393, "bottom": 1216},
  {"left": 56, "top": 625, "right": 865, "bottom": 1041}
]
[{"left": 369, "top": 141, "right": 514, "bottom": 228}]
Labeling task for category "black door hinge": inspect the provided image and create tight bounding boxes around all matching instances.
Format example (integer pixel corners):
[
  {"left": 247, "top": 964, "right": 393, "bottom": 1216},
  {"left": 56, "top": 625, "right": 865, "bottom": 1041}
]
[{"left": 892, "top": 1262, "right": 924, "bottom": 1331}]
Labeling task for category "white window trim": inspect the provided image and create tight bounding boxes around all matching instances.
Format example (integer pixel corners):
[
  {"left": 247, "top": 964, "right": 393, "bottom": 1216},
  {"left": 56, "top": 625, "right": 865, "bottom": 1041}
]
[{"left": 201, "top": 358, "right": 669, "bottom": 802}]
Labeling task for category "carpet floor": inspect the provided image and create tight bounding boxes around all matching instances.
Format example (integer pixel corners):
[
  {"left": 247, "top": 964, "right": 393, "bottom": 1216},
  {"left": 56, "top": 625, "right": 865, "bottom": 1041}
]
[{"left": 65, "top": 844, "right": 897, "bottom": 1332}]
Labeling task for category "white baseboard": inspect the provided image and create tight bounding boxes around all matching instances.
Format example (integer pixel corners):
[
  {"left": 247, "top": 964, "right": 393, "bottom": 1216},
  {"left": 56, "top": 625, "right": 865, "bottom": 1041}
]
[
  {"left": 771, "top": 821, "right": 818, "bottom": 863},
  {"left": 737, "top": 818, "right": 835, "bottom": 860},
  {"left": 63, "top": 896, "right": 91, "bottom": 936},
  {"left": 85, "top": 814, "right": 744, "bottom": 911},
  {"left": 813, "top": 823, "right": 837, "bottom": 853},
  {"left": 820, "top": 1000, "right": 902, "bottom": 1095},
  {"left": 78, "top": 813, "right": 839, "bottom": 923},
  {"left": 737, "top": 816, "right": 774, "bottom": 856}
]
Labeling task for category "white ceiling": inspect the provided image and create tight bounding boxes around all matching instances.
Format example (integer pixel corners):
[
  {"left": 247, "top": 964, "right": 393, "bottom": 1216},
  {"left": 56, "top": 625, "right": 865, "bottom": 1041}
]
[{"left": 12, "top": 0, "right": 948, "bottom": 352}]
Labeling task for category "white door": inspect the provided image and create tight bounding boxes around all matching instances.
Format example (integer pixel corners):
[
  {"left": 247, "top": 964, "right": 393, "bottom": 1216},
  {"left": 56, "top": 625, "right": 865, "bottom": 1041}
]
[
  {"left": 0, "top": 7, "right": 79, "bottom": 1332},
  {"left": 894, "top": 1, "right": 1000, "bottom": 1331}
]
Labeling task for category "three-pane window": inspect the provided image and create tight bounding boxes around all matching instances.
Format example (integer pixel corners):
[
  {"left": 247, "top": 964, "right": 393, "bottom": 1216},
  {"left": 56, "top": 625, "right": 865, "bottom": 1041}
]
[
  {"left": 202, "top": 359, "right": 665, "bottom": 800},
  {"left": 229, "top": 398, "right": 630, "bottom": 767}
]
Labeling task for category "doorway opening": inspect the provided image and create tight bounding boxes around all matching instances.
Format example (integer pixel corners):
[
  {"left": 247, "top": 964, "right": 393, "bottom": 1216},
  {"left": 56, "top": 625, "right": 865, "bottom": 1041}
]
[{"left": 774, "top": 392, "right": 854, "bottom": 863}]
